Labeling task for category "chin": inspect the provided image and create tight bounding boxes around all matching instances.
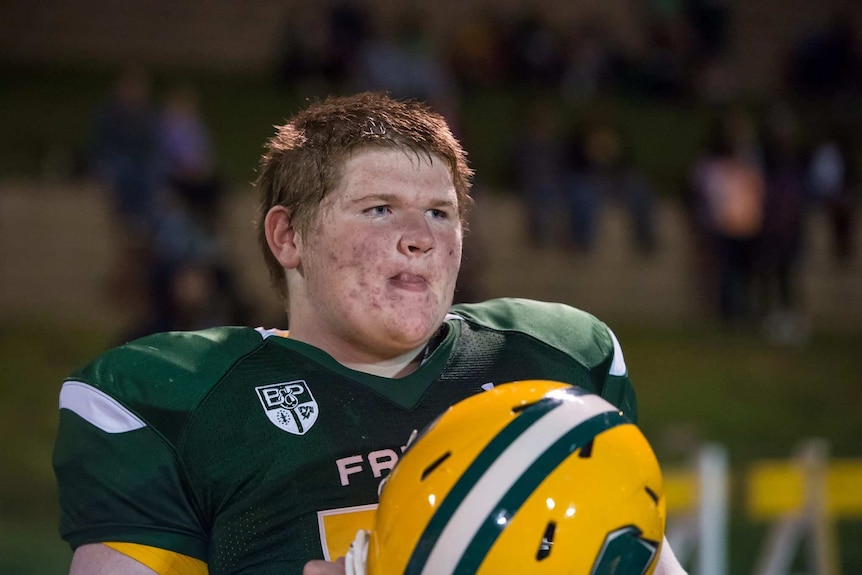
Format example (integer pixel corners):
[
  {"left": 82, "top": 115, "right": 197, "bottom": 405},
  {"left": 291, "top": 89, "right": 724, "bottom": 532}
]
[{"left": 387, "top": 315, "right": 440, "bottom": 345}]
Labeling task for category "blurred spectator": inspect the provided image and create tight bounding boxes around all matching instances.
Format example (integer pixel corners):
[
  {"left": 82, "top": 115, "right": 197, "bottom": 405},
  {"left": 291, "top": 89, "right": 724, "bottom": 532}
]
[
  {"left": 150, "top": 201, "right": 240, "bottom": 331},
  {"left": 683, "top": 0, "right": 736, "bottom": 102},
  {"left": 325, "top": 0, "right": 370, "bottom": 89},
  {"left": 637, "top": 7, "right": 697, "bottom": 100},
  {"left": 275, "top": 9, "right": 332, "bottom": 93},
  {"left": 786, "top": 12, "right": 861, "bottom": 99},
  {"left": 512, "top": 98, "right": 567, "bottom": 248},
  {"left": 168, "top": 262, "right": 230, "bottom": 331},
  {"left": 693, "top": 52, "right": 740, "bottom": 103},
  {"left": 615, "top": 153, "right": 659, "bottom": 256},
  {"left": 756, "top": 104, "right": 810, "bottom": 344},
  {"left": 560, "top": 25, "right": 621, "bottom": 102},
  {"left": 350, "top": 12, "right": 463, "bottom": 142},
  {"left": 448, "top": 10, "right": 508, "bottom": 91},
  {"left": 689, "top": 108, "right": 765, "bottom": 322},
  {"left": 565, "top": 118, "right": 658, "bottom": 255},
  {"left": 684, "top": 0, "right": 731, "bottom": 60},
  {"left": 159, "top": 83, "right": 224, "bottom": 232},
  {"left": 107, "top": 80, "right": 252, "bottom": 342},
  {"left": 563, "top": 122, "right": 602, "bottom": 253},
  {"left": 808, "top": 124, "right": 857, "bottom": 265},
  {"left": 155, "top": 84, "right": 252, "bottom": 337},
  {"left": 354, "top": 13, "right": 459, "bottom": 112},
  {"left": 90, "top": 66, "right": 161, "bottom": 238},
  {"left": 723, "top": 105, "right": 763, "bottom": 164},
  {"left": 504, "top": 11, "right": 565, "bottom": 89},
  {"left": 275, "top": 0, "right": 369, "bottom": 92},
  {"left": 116, "top": 182, "right": 253, "bottom": 342},
  {"left": 89, "top": 67, "right": 163, "bottom": 341}
]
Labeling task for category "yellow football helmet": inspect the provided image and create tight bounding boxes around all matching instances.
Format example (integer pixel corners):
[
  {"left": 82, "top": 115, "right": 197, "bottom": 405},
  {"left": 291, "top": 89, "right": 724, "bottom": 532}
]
[{"left": 360, "top": 380, "right": 666, "bottom": 575}]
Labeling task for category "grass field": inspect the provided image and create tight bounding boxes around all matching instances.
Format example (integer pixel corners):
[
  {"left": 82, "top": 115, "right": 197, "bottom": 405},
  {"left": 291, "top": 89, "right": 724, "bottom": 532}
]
[
  {"left": 0, "top": 321, "right": 110, "bottom": 574},
  {"left": 1, "top": 317, "right": 860, "bottom": 574}
]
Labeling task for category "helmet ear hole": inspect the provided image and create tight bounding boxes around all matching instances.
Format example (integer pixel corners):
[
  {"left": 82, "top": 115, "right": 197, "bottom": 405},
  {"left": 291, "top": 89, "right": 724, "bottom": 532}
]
[
  {"left": 536, "top": 521, "right": 557, "bottom": 561},
  {"left": 421, "top": 451, "right": 451, "bottom": 481}
]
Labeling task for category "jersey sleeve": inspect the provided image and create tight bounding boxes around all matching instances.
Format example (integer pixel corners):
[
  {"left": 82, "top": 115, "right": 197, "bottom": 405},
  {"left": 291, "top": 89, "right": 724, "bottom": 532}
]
[
  {"left": 52, "top": 327, "right": 264, "bottom": 560},
  {"left": 53, "top": 379, "right": 209, "bottom": 559},
  {"left": 599, "top": 326, "right": 638, "bottom": 424}
]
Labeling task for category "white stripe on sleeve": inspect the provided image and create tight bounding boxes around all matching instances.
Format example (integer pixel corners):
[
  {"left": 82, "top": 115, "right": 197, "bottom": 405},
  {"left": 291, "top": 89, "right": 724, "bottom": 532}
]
[
  {"left": 59, "top": 380, "right": 146, "bottom": 433},
  {"left": 607, "top": 328, "right": 627, "bottom": 377}
]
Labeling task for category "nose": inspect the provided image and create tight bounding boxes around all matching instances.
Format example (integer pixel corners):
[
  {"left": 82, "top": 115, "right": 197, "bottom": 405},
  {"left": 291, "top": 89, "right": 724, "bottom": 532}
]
[{"left": 398, "top": 211, "right": 435, "bottom": 256}]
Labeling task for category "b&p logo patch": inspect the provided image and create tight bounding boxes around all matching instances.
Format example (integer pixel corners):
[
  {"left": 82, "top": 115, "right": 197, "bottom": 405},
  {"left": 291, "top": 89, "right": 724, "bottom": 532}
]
[{"left": 255, "top": 380, "right": 319, "bottom": 435}]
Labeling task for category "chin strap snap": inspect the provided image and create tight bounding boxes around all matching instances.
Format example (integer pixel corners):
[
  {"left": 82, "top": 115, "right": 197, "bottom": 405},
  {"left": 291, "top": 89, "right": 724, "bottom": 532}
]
[{"left": 345, "top": 529, "right": 370, "bottom": 575}]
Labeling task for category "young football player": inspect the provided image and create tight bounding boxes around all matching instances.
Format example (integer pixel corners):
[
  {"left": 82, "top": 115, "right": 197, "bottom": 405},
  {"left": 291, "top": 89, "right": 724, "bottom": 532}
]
[{"left": 54, "top": 92, "right": 687, "bottom": 574}]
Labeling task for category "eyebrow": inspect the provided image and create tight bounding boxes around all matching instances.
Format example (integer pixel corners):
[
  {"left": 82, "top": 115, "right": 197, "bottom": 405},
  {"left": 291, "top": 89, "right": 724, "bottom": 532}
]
[
  {"left": 347, "top": 192, "right": 399, "bottom": 205},
  {"left": 348, "top": 193, "right": 457, "bottom": 209}
]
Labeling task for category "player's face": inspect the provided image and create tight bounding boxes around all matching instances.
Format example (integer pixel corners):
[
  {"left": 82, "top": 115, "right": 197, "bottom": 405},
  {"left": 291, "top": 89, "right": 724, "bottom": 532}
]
[{"left": 296, "top": 147, "right": 462, "bottom": 362}]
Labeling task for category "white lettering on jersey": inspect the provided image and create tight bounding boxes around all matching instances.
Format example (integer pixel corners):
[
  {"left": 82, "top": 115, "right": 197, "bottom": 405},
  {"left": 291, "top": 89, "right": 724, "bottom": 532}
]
[
  {"left": 336, "top": 447, "right": 410, "bottom": 487},
  {"left": 336, "top": 455, "right": 364, "bottom": 486},
  {"left": 368, "top": 449, "right": 399, "bottom": 478}
]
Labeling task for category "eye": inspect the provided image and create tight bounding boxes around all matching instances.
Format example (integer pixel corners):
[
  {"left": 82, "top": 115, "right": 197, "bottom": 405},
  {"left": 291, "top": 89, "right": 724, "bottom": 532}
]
[
  {"left": 427, "top": 208, "right": 450, "bottom": 220},
  {"left": 365, "top": 205, "right": 391, "bottom": 216}
]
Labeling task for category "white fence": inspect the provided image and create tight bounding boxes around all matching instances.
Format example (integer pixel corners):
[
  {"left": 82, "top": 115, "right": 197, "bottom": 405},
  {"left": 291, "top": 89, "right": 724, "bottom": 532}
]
[{"left": 664, "top": 438, "right": 862, "bottom": 575}]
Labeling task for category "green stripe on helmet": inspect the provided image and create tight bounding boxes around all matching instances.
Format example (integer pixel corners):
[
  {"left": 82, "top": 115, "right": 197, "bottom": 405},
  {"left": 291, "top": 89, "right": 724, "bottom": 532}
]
[
  {"left": 406, "top": 386, "right": 617, "bottom": 575},
  {"left": 404, "top": 393, "right": 563, "bottom": 574},
  {"left": 454, "top": 411, "right": 627, "bottom": 574}
]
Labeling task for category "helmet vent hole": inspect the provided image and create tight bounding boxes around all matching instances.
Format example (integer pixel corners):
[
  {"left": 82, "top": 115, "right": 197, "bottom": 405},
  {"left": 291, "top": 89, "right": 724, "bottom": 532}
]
[
  {"left": 421, "top": 451, "right": 451, "bottom": 481},
  {"left": 536, "top": 521, "right": 557, "bottom": 561},
  {"left": 578, "top": 440, "right": 594, "bottom": 458},
  {"left": 512, "top": 401, "right": 540, "bottom": 414}
]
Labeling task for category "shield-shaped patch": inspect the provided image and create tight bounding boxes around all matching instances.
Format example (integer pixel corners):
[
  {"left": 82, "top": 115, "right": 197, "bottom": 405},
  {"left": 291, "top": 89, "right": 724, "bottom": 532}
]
[{"left": 255, "top": 380, "right": 320, "bottom": 435}]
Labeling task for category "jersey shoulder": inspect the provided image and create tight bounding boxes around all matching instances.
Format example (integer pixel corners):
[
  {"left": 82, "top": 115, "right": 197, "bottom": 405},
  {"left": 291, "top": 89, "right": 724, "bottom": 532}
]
[
  {"left": 449, "top": 298, "right": 616, "bottom": 370},
  {"left": 65, "top": 326, "right": 267, "bottom": 436}
]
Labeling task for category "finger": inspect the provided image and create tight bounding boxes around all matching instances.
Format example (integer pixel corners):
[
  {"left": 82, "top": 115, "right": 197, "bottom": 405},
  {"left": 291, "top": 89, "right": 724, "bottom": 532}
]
[{"left": 302, "top": 558, "right": 346, "bottom": 575}]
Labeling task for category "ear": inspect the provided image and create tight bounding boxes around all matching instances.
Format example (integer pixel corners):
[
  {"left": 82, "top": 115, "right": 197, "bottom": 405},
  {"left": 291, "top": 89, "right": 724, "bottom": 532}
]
[{"left": 264, "top": 206, "right": 302, "bottom": 269}]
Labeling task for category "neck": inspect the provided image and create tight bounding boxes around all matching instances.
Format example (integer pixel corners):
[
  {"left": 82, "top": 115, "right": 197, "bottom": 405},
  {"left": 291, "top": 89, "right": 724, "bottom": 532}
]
[
  {"left": 286, "top": 324, "right": 431, "bottom": 378},
  {"left": 341, "top": 344, "right": 427, "bottom": 378}
]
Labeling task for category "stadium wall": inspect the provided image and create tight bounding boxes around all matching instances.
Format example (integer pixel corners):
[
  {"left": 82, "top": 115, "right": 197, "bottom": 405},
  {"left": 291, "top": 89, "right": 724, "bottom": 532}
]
[{"left": 1, "top": 181, "right": 859, "bottom": 333}]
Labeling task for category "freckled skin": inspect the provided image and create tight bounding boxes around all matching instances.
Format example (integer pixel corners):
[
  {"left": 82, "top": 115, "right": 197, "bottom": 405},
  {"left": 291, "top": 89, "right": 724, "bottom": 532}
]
[{"left": 286, "top": 148, "right": 463, "bottom": 367}]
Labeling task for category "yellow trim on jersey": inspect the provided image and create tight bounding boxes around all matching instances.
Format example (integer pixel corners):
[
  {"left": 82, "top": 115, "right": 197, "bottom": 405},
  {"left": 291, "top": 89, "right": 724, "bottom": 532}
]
[
  {"left": 104, "top": 542, "right": 208, "bottom": 575},
  {"left": 317, "top": 504, "right": 378, "bottom": 561}
]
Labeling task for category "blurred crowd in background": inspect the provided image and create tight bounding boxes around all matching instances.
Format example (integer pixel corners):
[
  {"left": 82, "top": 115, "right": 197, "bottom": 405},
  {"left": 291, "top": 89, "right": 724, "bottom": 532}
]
[
  {"left": 90, "top": 69, "right": 252, "bottom": 343},
  {"left": 80, "top": 0, "right": 860, "bottom": 346}
]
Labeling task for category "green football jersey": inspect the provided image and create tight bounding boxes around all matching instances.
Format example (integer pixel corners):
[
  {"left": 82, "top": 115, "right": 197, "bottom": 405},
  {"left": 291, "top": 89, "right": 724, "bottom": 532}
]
[{"left": 53, "top": 298, "right": 637, "bottom": 574}]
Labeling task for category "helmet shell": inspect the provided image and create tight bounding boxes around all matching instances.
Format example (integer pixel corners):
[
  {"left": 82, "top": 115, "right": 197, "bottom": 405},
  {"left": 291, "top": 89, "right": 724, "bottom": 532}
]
[{"left": 367, "top": 380, "right": 666, "bottom": 575}]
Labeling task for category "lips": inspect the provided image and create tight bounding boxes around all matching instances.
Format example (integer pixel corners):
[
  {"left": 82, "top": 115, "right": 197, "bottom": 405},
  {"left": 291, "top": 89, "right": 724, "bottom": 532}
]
[{"left": 389, "top": 272, "right": 429, "bottom": 292}]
